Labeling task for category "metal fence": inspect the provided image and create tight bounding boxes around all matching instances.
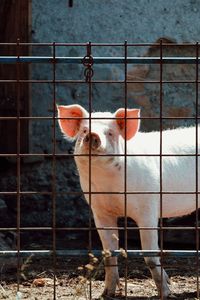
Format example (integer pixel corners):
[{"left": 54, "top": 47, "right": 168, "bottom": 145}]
[{"left": 0, "top": 41, "right": 199, "bottom": 299}]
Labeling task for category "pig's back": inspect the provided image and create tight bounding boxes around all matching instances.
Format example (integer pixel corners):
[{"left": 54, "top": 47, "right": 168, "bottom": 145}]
[
  {"left": 128, "top": 126, "right": 199, "bottom": 155},
  {"left": 128, "top": 127, "right": 200, "bottom": 190}
]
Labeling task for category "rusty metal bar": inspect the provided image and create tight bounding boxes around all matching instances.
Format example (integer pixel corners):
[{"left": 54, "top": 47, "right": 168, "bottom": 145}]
[
  {"left": 0, "top": 226, "right": 200, "bottom": 231},
  {"left": 16, "top": 38, "right": 21, "bottom": 293},
  {"left": 195, "top": 42, "right": 200, "bottom": 298},
  {"left": 0, "top": 191, "right": 199, "bottom": 197},
  {"left": 0, "top": 79, "right": 200, "bottom": 84},
  {"left": 159, "top": 39, "right": 164, "bottom": 300},
  {"left": 0, "top": 153, "right": 199, "bottom": 158},
  {"left": 0, "top": 116, "right": 199, "bottom": 121},
  {"left": 124, "top": 40, "right": 128, "bottom": 298},
  {"left": 52, "top": 42, "right": 57, "bottom": 300},
  {"left": 85, "top": 41, "right": 93, "bottom": 299}
]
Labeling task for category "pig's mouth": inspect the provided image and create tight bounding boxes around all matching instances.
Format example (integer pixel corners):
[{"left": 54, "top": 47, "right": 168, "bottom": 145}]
[
  {"left": 76, "top": 144, "right": 116, "bottom": 163},
  {"left": 79, "top": 145, "right": 107, "bottom": 156},
  {"left": 75, "top": 144, "right": 120, "bottom": 169}
]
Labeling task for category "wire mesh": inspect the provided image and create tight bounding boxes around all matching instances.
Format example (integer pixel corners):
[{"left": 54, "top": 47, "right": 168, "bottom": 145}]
[{"left": 0, "top": 41, "right": 199, "bottom": 299}]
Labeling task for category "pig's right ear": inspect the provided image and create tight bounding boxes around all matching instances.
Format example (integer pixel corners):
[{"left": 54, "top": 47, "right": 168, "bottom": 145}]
[
  {"left": 114, "top": 108, "right": 140, "bottom": 140},
  {"left": 57, "top": 104, "right": 87, "bottom": 139}
]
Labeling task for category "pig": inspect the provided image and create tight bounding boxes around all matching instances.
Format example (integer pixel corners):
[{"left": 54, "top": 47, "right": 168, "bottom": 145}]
[{"left": 57, "top": 104, "right": 200, "bottom": 299}]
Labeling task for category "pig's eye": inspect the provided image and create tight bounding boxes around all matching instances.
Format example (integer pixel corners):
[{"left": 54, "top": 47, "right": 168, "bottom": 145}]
[
  {"left": 108, "top": 131, "right": 113, "bottom": 137},
  {"left": 83, "top": 129, "right": 87, "bottom": 134}
]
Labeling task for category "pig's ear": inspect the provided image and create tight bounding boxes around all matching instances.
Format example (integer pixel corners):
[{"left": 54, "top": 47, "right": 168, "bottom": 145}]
[
  {"left": 57, "top": 104, "right": 87, "bottom": 139},
  {"left": 115, "top": 108, "right": 140, "bottom": 140}
]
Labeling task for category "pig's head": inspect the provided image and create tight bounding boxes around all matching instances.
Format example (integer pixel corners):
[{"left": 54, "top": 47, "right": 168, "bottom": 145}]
[{"left": 57, "top": 104, "right": 140, "bottom": 164}]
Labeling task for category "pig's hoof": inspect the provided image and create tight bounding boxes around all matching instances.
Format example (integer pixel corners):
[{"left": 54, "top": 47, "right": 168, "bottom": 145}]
[
  {"left": 101, "top": 295, "right": 115, "bottom": 300},
  {"left": 101, "top": 288, "right": 115, "bottom": 299},
  {"left": 161, "top": 294, "right": 177, "bottom": 300},
  {"left": 158, "top": 289, "right": 173, "bottom": 300},
  {"left": 167, "top": 293, "right": 178, "bottom": 299}
]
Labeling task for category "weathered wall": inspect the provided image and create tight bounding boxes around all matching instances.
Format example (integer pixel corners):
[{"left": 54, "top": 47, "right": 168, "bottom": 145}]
[
  {"left": 30, "top": 0, "right": 200, "bottom": 151},
  {"left": 32, "top": 0, "right": 200, "bottom": 44},
  {"left": 1, "top": 0, "right": 200, "bottom": 248}
]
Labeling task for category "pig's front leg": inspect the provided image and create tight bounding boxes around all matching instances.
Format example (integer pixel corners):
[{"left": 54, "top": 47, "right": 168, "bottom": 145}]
[
  {"left": 138, "top": 220, "right": 171, "bottom": 299},
  {"left": 93, "top": 213, "right": 119, "bottom": 297}
]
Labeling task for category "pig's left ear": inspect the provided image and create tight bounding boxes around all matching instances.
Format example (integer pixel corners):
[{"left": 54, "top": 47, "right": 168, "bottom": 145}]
[{"left": 115, "top": 108, "right": 140, "bottom": 140}]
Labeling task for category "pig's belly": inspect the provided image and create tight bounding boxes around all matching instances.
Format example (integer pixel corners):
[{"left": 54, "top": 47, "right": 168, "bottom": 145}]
[
  {"left": 161, "top": 160, "right": 200, "bottom": 218},
  {"left": 162, "top": 194, "right": 200, "bottom": 218},
  {"left": 88, "top": 192, "right": 199, "bottom": 223}
]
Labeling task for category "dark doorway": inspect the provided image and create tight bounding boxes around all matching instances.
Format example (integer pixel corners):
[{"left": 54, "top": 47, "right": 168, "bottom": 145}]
[{"left": 0, "top": 0, "right": 31, "bottom": 153}]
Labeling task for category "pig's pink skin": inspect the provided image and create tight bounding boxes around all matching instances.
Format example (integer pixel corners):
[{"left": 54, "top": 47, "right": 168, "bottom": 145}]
[{"left": 57, "top": 104, "right": 200, "bottom": 298}]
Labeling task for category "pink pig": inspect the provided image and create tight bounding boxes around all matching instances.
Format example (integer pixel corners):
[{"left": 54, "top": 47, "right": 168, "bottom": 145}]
[{"left": 57, "top": 104, "right": 200, "bottom": 299}]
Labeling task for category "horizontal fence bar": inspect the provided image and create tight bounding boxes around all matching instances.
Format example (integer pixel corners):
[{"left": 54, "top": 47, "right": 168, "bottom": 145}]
[
  {"left": 1, "top": 56, "right": 200, "bottom": 64},
  {"left": 0, "top": 249, "right": 199, "bottom": 258},
  {"left": 0, "top": 42, "right": 198, "bottom": 47},
  {"left": 0, "top": 191, "right": 199, "bottom": 195},
  {"left": 0, "top": 153, "right": 199, "bottom": 157},
  {"left": 0, "top": 116, "right": 199, "bottom": 120},
  {"left": 1, "top": 80, "right": 200, "bottom": 84},
  {"left": 0, "top": 227, "right": 199, "bottom": 231}
]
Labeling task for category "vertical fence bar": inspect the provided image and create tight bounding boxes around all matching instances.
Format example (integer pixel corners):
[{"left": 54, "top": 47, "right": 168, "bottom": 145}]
[
  {"left": 195, "top": 42, "right": 199, "bottom": 299},
  {"left": 159, "top": 39, "right": 164, "bottom": 300},
  {"left": 87, "top": 41, "right": 93, "bottom": 300},
  {"left": 16, "top": 38, "right": 21, "bottom": 294},
  {"left": 124, "top": 40, "right": 128, "bottom": 299},
  {"left": 52, "top": 42, "right": 57, "bottom": 300}
]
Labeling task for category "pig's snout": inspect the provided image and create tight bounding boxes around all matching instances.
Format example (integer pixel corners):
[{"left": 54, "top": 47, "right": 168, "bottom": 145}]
[{"left": 83, "top": 132, "right": 101, "bottom": 150}]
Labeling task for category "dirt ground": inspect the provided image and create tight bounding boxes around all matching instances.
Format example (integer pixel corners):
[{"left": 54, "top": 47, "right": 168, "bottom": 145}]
[{"left": 0, "top": 254, "right": 199, "bottom": 300}]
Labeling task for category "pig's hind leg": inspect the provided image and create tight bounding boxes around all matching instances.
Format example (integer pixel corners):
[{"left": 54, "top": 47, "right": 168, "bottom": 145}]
[
  {"left": 139, "top": 220, "right": 171, "bottom": 299},
  {"left": 93, "top": 214, "right": 119, "bottom": 297}
]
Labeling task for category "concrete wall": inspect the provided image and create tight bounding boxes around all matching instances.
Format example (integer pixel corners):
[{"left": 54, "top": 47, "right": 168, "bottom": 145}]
[
  {"left": 32, "top": 0, "right": 200, "bottom": 44},
  {"left": 31, "top": 0, "right": 200, "bottom": 152}
]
